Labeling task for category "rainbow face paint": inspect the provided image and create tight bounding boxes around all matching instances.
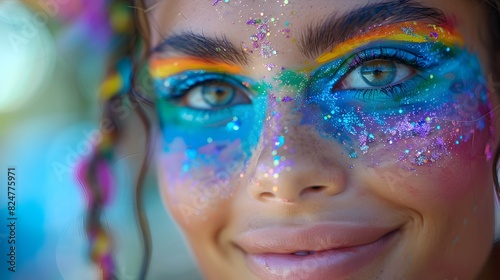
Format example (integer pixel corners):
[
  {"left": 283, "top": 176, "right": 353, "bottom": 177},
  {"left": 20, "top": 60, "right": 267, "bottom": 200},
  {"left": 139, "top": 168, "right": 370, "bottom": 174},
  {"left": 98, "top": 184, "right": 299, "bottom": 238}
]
[
  {"left": 299, "top": 21, "right": 491, "bottom": 165},
  {"left": 151, "top": 20, "right": 493, "bottom": 197},
  {"left": 316, "top": 21, "right": 463, "bottom": 63},
  {"left": 150, "top": 58, "right": 267, "bottom": 194}
]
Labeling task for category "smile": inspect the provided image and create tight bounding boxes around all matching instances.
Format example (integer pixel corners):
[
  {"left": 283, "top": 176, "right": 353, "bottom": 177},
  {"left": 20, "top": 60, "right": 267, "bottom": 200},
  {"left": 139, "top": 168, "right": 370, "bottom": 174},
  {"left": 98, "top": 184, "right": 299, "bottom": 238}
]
[{"left": 235, "top": 223, "right": 401, "bottom": 279}]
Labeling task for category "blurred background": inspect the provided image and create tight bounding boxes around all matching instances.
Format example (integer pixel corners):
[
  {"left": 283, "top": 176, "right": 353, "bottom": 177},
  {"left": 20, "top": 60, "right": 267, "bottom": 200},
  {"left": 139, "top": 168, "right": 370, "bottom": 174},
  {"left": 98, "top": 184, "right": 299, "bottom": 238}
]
[{"left": 0, "top": 0, "right": 201, "bottom": 279}]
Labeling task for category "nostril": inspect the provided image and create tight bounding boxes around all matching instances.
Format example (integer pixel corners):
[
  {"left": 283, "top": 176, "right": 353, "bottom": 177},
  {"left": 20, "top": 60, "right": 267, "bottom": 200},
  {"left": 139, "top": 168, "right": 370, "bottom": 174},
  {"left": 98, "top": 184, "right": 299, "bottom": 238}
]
[
  {"left": 260, "top": 192, "right": 275, "bottom": 200},
  {"left": 300, "top": 186, "right": 325, "bottom": 196}
]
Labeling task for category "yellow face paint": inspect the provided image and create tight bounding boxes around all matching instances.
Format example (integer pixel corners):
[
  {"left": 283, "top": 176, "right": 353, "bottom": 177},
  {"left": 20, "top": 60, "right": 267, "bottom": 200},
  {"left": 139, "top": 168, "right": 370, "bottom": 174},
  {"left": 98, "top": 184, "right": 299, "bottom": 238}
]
[
  {"left": 149, "top": 57, "right": 243, "bottom": 78},
  {"left": 316, "top": 21, "right": 464, "bottom": 63}
]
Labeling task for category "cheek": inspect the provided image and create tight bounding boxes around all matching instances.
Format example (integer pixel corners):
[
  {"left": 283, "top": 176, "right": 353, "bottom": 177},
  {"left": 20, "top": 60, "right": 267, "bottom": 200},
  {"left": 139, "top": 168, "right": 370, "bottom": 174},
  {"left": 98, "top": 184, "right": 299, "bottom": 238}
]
[
  {"left": 153, "top": 90, "right": 268, "bottom": 227},
  {"left": 364, "top": 150, "right": 491, "bottom": 207},
  {"left": 359, "top": 101, "right": 493, "bottom": 207},
  {"left": 302, "top": 48, "right": 494, "bottom": 166},
  {"left": 300, "top": 48, "right": 496, "bottom": 209},
  {"left": 156, "top": 138, "right": 246, "bottom": 229}
]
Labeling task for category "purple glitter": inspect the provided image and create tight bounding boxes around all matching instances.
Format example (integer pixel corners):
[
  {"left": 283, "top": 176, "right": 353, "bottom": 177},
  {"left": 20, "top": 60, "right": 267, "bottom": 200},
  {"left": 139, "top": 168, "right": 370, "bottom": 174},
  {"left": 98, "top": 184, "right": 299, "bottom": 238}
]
[
  {"left": 282, "top": 96, "right": 293, "bottom": 102},
  {"left": 279, "top": 28, "right": 291, "bottom": 38},
  {"left": 246, "top": 17, "right": 276, "bottom": 59},
  {"left": 246, "top": 18, "right": 258, "bottom": 25}
]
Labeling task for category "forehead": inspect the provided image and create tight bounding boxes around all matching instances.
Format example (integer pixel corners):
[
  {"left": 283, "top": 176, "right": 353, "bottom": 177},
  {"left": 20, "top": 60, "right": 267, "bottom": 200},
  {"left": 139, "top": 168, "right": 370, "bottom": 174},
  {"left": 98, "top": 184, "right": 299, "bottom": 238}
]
[
  {"left": 146, "top": 0, "right": 487, "bottom": 70},
  {"left": 147, "top": 0, "right": 338, "bottom": 68},
  {"left": 148, "top": 0, "right": 339, "bottom": 35}
]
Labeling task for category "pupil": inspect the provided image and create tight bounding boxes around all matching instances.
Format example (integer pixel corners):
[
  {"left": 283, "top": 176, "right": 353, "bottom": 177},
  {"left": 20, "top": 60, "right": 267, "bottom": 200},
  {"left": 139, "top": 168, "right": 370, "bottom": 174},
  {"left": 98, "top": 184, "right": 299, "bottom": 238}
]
[
  {"left": 215, "top": 88, "right": 226, "bottom": 96},
  {"left": 202, "top": 82, "right": 235, "bottom": 106}
]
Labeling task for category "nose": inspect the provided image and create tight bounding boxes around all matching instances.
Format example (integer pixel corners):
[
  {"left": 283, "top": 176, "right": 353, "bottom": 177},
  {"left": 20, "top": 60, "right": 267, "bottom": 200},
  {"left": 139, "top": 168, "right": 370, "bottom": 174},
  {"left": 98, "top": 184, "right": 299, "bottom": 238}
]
[{"left": 247, "top": 128, "right": 347, "bottom": 203}]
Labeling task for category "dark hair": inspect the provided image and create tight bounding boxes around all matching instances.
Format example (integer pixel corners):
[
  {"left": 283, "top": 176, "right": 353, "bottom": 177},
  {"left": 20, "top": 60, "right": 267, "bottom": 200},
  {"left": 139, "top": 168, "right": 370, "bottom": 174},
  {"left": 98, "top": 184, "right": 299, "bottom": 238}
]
[{"left": 77, "top": 1, "right": 500, "bottom": 279}]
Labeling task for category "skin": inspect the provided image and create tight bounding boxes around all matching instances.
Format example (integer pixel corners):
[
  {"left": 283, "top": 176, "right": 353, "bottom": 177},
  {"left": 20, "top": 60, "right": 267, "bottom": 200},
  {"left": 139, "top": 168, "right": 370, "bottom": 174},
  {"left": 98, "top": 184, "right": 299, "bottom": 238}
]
[{"left": 145, "top": 0, "right": 500, "bottom": 279}]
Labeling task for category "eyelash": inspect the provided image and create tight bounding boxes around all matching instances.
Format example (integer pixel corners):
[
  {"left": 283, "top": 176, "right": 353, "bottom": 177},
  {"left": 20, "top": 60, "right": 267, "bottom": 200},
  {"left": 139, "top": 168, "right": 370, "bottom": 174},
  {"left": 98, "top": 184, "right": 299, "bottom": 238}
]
[
  {"left": 155, "top": 71, "right": 254, "bottom": 124},
  {"left": 158, "top": 71, "right": 234, "bottom": 99},
  {"left": 349, "top": 47, "right": 428, "bottom": 70},
  {"left": 332, "top": 47, "right": 431, "bottom": 100}
]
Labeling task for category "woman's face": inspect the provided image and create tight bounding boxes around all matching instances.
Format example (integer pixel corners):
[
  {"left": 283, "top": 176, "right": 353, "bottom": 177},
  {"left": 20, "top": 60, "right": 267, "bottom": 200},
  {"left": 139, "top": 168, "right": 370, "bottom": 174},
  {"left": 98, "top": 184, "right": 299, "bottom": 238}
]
[{"left": 147, "top": 0, "right": 499, "bottom": 279}]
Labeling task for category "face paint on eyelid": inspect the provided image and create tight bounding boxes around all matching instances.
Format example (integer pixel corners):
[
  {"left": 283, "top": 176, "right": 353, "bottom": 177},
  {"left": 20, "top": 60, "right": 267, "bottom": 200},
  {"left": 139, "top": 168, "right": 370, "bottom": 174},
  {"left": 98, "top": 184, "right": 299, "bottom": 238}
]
[
  {"left": 149, "top": 57, "right": 243, "bottom": 78},
  {"left": 316, "top": 21, "right": 464, "bottom": 64},
  {"left": 153, "top": 69, "right": 269, "bottom": 185},
  {"left": 302, "top": 40, "right": 493, "bottom": 164}
]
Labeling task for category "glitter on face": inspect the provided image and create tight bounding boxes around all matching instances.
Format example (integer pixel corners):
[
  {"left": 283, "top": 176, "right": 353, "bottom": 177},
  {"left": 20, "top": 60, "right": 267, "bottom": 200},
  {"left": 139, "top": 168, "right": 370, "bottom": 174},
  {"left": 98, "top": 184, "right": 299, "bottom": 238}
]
[
  {"left": 298, "top": 22, "right": 492, "bottom": 166},
  {"left": 152, "top": 16, "right": 493, "bottom": 202},
  {"left": 246, "top": 16, "right": 277, "bottom": 58},
  {"left": 151, "top": 57, "right": 269, "bottom": 197},
  {"left": 265, "top": 63, "right": 276, "bottom": 71}
]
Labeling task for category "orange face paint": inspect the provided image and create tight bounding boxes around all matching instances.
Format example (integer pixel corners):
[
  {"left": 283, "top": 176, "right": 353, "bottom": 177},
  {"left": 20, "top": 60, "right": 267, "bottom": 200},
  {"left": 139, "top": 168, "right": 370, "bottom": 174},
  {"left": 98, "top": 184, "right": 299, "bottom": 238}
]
[
  {"left": 149, "top": 57, "right": 243, "bottom": 78},
  {"left": 316, "top": 21, "right": 464, "bottom": 63}
]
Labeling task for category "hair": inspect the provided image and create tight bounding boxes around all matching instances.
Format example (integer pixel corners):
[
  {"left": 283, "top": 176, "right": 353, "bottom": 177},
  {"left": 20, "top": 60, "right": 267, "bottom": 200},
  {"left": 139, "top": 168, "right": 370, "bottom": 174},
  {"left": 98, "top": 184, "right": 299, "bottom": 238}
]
[
  {"left": 76, "top": 1, "right": 500, "bottom": 279},
  {"left": 76, "top": 1, "right": 153, "bottom": 279}
]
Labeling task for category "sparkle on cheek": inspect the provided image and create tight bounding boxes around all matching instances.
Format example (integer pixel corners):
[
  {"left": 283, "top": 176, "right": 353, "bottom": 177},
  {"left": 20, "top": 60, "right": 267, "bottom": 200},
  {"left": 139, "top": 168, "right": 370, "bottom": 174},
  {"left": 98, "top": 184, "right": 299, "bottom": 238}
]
[{"left": 155, "top": 79, "right": 269, "bottom": 203}]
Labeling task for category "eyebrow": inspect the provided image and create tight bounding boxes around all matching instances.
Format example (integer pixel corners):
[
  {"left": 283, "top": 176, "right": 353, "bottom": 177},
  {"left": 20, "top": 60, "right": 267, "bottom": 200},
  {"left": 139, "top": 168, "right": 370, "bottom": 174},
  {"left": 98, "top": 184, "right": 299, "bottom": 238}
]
[
  {"left": 152, "top": 31, "right": 249, "bottom": 65},
  {"left": 298, "top": 0, "right": 447, "bottom": 59},
  {"left": 152, "top": 0, "right": 446, "bottom": 65}
]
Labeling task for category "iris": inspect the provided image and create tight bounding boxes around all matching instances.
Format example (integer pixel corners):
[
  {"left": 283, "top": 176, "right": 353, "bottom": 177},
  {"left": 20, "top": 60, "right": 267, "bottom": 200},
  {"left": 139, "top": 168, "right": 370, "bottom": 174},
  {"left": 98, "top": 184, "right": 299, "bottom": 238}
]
[
  {"left": 360, "top": 60, "right": 397, "bottom": 87},
  {"left": 201, "top": 81, "right": 236, "bottom": 107}
]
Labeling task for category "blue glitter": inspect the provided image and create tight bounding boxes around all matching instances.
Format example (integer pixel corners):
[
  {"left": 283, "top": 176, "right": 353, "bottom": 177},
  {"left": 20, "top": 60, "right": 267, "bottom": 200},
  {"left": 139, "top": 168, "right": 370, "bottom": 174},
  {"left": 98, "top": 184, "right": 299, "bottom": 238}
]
[{"left": 275, "top": 135, "right": 285, "bottom": 147}]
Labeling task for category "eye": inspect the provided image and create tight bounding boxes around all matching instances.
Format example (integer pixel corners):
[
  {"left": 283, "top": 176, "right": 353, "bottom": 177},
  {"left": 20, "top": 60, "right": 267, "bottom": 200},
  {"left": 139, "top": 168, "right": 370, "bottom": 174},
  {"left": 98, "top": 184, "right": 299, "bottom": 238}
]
[
  {"left": 336, "top": 59, "right": 415, "bottom": 90},
  {"left": 180, "top": 79, "right": 252, "bottom": 110}
]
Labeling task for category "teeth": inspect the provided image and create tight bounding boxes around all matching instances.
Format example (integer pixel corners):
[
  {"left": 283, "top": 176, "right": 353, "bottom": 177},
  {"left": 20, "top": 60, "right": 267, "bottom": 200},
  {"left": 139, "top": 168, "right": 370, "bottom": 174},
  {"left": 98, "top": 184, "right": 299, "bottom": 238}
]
[{"left": 293, "top": 251, "right": 313, "bottom": 256}]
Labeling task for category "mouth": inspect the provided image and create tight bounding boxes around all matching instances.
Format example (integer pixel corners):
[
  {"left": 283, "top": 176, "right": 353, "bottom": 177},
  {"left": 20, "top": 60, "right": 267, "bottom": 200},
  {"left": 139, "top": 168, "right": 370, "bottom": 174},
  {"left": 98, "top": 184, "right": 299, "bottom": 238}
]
[{"left": 235, "top": 224, "right": 400, "bottom": 280}]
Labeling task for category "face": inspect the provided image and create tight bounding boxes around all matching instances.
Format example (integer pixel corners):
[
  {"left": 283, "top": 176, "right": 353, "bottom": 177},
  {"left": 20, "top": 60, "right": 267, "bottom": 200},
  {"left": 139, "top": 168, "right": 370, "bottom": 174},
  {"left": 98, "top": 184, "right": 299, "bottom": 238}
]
[{"left": 145, "top": 0, "right": 499, "bottom": 279}]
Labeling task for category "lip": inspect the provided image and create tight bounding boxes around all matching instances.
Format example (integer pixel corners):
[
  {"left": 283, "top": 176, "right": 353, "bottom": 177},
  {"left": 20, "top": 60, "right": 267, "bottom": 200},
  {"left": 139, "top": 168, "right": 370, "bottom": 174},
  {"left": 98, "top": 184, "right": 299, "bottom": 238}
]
[{"left": 235, "top": 223, "right": 400, "bottom": 279}]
